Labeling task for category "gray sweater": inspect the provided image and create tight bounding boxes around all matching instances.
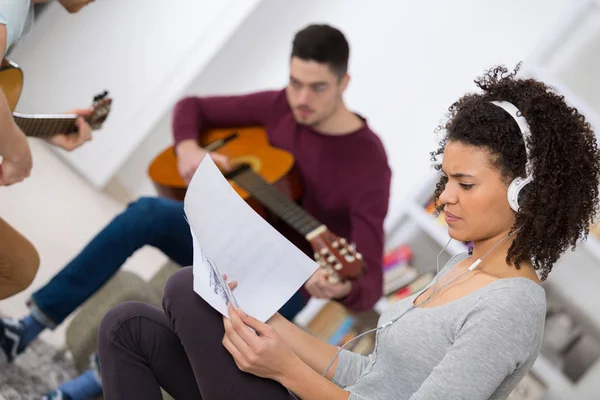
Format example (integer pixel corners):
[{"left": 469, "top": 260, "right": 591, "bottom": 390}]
[{"left": 333, "top": 253, "right": 546, "bottom": 399}]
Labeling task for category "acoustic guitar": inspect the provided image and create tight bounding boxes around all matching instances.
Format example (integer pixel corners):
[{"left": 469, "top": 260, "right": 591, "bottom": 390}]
[
  {"left": 148, "top": 127, "right": 366, "bottom": 283},
  {"left": 0, "top": 59, "right": 112, "bottom": 137}
]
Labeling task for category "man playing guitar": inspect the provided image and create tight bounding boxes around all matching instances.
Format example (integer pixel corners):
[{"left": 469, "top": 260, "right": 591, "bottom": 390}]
[{"left": 1, "top": 23, "right": 391, "bottom": 400}]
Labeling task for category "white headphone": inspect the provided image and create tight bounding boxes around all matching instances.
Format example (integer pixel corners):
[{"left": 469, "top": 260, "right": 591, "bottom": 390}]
[{"left": 490, "top": 101, "right": 533, "bottom": 213}]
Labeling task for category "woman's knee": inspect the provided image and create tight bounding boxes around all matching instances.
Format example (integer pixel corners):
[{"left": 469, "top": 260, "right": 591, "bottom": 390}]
[
  {"left": 98, "top": 301, "right": 171, "bottom": 382},
  {"left": 162, "top": 267, "right": 195, "bottom": 318},
  {"left": 98, "top": 301, "right": 151, "bottom": 347}
]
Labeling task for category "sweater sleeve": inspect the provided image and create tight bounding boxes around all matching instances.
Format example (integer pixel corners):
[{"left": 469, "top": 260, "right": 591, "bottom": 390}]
[
  {"left": 332, "top": 350, "right": 374, "bottom": 388},
  {"left": 338, "top": 145, "right": 391, "bottom": 312},
  {"left": 171, "top": 90, "right": 284, "bottom": 146},
  {"left": 403, "top": 287, "right": 544, "bottom": 400}
]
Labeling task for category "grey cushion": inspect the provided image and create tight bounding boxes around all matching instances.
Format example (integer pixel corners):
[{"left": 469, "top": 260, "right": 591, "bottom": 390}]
[{"left": 65, "top": 270, "right": 161, "bottom": 372}]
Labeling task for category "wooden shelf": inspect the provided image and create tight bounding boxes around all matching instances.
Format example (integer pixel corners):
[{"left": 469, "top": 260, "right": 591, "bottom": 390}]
[{"left": 293, "top": 298, "right": 328, "bottom": 328}]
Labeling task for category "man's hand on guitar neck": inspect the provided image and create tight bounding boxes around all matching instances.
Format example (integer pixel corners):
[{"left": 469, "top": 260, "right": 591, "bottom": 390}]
[
  {"left": 304, "top": 268, "right": 352, "bottom": 300},
  {"left": 176, "top": 139, "right": 231, "bottom": 184},
  {"left": 46, "top": 108, "right": 93, "bottom": 152}
]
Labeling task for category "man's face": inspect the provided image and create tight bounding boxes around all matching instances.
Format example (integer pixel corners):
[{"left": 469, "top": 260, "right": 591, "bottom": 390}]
[
  {"left": 285, "top": 57, "right": 348, "bottom": 127},
  {"left": 57, "top": 0, "right": 95, "bottom": 13}
]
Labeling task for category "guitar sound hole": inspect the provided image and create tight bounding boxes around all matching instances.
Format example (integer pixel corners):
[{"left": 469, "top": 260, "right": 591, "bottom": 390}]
[{"left": 224, "top": 163, "right": 252, "bottom": 179}]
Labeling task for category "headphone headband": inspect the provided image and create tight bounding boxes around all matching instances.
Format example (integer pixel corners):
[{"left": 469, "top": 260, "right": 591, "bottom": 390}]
[{"left": 490, "top": 100, "right": 533, "bottom": 176}]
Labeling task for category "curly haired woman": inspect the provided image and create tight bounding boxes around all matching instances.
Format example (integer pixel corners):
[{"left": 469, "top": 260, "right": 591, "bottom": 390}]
[{"left": 95, "top": 64, "right": 600, "bottom": 400}]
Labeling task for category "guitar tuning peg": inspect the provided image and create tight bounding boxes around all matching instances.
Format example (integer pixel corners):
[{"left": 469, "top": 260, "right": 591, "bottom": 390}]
[
  {"left": 356, "top": 252, "right": 363, "bottom": 260},
  {"left": 327, "top": 274, "right": 340, "bottom": 284},
  {"left": 93, "top": 90, "right": 109, "bottom": 102},
  {"left": 340, "top": 238, "right": 347, "bottom": 245}
]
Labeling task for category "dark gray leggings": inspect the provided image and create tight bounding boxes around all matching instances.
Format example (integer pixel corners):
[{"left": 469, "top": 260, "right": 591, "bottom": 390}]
[{"left": 97, "top": 266, "right": 294, "bottom": 400}]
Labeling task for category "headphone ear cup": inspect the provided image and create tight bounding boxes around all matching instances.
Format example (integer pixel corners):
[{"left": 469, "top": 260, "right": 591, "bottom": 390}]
[
  {"left": 507, "top": 175, "right": 533, "bottom": 213},
  {"left": 507, "top": 179, "right": 521, "bottom": 213},
  {"left": 517, "top": 183, "right": 530, "bottom": 210}
]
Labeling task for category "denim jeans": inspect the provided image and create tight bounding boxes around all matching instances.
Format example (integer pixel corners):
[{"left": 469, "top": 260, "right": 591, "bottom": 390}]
[{"left": 30, "top": 197, "right": 307, "bottom": 328}]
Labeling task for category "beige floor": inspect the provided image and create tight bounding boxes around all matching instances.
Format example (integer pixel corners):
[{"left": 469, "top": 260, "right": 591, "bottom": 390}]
[{"left": 0, "top": 139, "right": 167, "bottom": 347}]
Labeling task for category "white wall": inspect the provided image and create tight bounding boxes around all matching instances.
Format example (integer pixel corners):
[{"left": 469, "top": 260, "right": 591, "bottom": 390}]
[
  {"left": 542, "top": 2, "right": 600, "bottom": 126},
  {"left": 7, "top": 0, "right": 263, "bottom": 187},
  {"left": 116, "top": 0, "right": 571, "bottom": 234}
]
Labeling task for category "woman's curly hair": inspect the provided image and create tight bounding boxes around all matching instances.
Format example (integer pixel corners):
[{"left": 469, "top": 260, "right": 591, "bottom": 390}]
[{"left": 430, "top": 63, "right": 600, "bottom": 280}]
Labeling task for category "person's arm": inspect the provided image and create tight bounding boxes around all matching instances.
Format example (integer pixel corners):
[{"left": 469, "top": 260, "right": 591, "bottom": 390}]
[
  {"left": 171, "top": 90, "right": 282, "bottom": 147},
  {"left": 268, "top": 312, "right": 352, "bottom": 380},
  {"left": 338, "top": 148, "right": 391, "bottom": 312},
  {"left": 172, "top": 90, "right": 284, "bottom": 182},
  {"left": 279, "top": 358, "right": 350, "bottom": 400},
  {"left": 224, "top": 304, "right": 351, "bottom": 400},
  {"left": 405, "top": 288, "right": 544, "bottom": 400},
  {"left": 0, "top": 25, "right": 33, "bottom": 186},
  {"left": 273, "top": 314, "right": 374, "bottom": 390}
]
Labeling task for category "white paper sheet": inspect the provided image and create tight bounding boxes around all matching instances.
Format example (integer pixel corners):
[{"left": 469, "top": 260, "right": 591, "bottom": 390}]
[{"left": 183, "top": 156, "right": 318, "bottom": 322}]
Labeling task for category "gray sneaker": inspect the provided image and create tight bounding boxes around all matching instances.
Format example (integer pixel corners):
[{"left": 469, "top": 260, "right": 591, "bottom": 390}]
[{"left": 0, "top": 317, "right": 25, "bottom": 364}]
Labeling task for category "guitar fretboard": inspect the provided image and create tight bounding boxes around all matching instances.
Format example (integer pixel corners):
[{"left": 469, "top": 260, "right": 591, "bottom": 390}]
[
  {"left": 12, "top": 112, "right": 77, "bottom": 138},
  {"left": 229, "top": 166, "right": 323, "bottom": 237}
]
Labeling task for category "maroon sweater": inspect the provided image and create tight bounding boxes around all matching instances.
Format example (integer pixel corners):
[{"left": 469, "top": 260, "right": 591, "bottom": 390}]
[{"left": 172, "top": 89, "right": 391, "bottom": 312}]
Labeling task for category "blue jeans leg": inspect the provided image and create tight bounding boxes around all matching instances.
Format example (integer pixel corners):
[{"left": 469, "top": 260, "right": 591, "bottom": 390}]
[{"left": 30, "top": 197, "right": 193, "bottom": 327}]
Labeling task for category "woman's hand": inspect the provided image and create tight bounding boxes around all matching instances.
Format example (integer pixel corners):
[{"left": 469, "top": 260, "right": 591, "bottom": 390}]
[
  {"left": 222, "top": 302, "right": 300, "bottom": 382},
  {"left": 223, "top": 273, "right": 237, "bottom": 290}
]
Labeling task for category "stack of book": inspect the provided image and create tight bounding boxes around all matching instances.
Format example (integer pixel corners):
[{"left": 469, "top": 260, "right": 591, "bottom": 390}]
[
  {"left": 306, "top": 301, "right": 352, "bottom": 344},
  {"left": 382, "top": 244, "right": 418, "bottom": 295}
]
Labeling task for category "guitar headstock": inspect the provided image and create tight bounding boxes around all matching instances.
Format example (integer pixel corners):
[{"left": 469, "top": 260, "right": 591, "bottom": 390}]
[
  {"left": 308, "top": 227, "right": 365, "bottom": 283},
  {"left": 86, "top": 91, "right": 112, "bottom": 130}
]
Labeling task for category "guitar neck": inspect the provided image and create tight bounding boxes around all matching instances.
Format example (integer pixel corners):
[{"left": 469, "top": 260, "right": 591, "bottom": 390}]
[
  {"left": 229, "top": 166, "right": 324, "bottom": 237},
  {"left": 12, "top": 112, "right": 78, "bottom": 138}
]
